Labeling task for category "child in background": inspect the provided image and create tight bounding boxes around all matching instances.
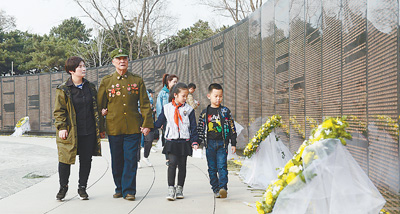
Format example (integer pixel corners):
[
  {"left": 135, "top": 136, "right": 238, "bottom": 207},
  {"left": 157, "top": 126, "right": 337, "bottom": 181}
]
[
  {"left": 156, "top": 73, "right": 179, "bottom": 166},
  {"left": 154, "top": 83, "right": 199, "bottom": 201},
  {"left": 138, "top": 89, "right": 156, "bottom": 167},
  {"left": 197, "top": 83, "right": 237, "bottom": 198},
  {"left": 187, "top": 83, "right": 200, "bottom": 110}
]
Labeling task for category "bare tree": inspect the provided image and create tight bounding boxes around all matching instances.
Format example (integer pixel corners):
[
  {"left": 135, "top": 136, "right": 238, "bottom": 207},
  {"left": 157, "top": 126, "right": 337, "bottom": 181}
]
[
  {"left": 143, "top": 0, "right": 177, "bottom": 56},
  {"left": 74, "top": 0, "right": 169, "bottom": 60},
  {"left": 0, "top": 10, "right": 16, "bottom": 32},
  {"left": 199, "top": 0, "right": 263, "bottom": 23},
  {"left": 81, "top": 28, "right": 111, "bottom": 67},
  {"left": 72, "top": 27, "right": 111, "bottom": 67},
  {"left": 94, "top": 28, "right": 109, "bottom": 66}
]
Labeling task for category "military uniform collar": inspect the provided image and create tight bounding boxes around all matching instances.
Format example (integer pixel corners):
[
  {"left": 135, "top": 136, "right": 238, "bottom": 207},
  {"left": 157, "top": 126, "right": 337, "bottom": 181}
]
[{"left": 113, "top": 71, "right": 131, "bottom": 80}]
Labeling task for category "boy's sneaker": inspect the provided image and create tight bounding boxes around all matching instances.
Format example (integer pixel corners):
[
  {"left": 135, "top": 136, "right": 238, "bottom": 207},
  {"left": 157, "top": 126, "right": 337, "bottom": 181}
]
[
  {"left": 166, "top": 186, "right": 176, "bottom": 201},
  {"left": 176, "top": 185, "right": 184, "bottom": 199},
  {"left": 143, "top": 158, "right": 153, "bottom": 167},
  {"left": 219, "top": 188, "right": 227, "bottom": 198},
  {"left": 151, "top": 147, "right": 157, "bottom": 153},
  {"left": 56, "top": 185, "right": 68, "bottom": 201},
  {"left": 214, "top": 191, "right": 221, "bottom": 198},
  {"left": 78, "top": 186, "right": 89, "bottom": 200}
]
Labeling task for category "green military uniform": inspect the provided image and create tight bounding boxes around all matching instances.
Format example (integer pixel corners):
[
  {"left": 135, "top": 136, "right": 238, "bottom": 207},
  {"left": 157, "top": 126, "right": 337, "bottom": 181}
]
[{"left": 97, "top": 71, "right": 154, "bottom": 135}]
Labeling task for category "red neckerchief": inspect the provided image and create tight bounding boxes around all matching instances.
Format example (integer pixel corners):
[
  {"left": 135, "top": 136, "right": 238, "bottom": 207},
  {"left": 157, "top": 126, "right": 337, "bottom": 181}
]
[{"left": 172, "top": 99, "right": 183, "bottom": 130}]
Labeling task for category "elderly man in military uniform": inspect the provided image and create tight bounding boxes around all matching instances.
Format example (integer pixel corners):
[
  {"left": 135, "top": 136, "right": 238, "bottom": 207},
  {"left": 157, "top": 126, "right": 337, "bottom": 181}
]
[{"left": 98, "top": 48, "right": 153, "bottom": 201}]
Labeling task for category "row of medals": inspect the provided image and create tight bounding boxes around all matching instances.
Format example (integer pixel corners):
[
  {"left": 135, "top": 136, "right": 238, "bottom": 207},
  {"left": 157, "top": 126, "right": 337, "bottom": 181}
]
[{"left": 108, "top": 83, "right": 139, "bottom": 97}]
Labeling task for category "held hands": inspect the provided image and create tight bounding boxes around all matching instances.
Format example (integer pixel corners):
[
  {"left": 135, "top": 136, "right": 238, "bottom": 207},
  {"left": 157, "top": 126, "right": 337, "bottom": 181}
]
[
  {"left": 101, "top": 108, "right": 108, "bottom": 116},
  {"left": 103, "top": 108, "right": 150, "bottom": 136},
  {"left": 100, "top": 132, "right": 106, "bottom": 138},
  {"left": 231, "top": 146, "right": 236, "bottom": 154},
  {"left": 100, "top": 109, "right": 107, "bottom": 138},
  {"left": 141, "top": 127, "right": 150, "bottom": 136},
  {"left": 192, "top": 143, "right": 199, "bottom": 151},
  {"left": 59, "top": 130, "right": 68, "bottom": 140}
]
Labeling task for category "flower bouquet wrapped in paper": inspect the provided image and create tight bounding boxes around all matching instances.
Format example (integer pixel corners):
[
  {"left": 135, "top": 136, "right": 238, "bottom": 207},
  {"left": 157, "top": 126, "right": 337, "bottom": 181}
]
[
  {"left": 256, "top": 116, "right": 385, "bottom": 214},
  {"left": 240, "top": 132, "right": 292, "bottom": 189},
  {"left": 11, "top": 116, "right": 30, "bottom": 137},
  {"left": 272, "top": 138, "right": 385, "bottom": 214},
  {"left": 244, "top": 115, "right": 283, "bottom": 158},
  {"left": 240, "top": 115, "right": 292, "bottom": 189}
]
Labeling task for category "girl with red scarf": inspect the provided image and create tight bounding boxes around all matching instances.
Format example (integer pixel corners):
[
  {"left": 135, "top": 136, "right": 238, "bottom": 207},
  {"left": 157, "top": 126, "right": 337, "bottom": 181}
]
[{"left": 154, "top": 82, "right": 199, "bottom": 201}]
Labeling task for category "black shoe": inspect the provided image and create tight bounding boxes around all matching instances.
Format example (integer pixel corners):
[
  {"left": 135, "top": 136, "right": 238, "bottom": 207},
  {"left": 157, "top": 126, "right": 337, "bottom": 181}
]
[
  {"left": 78, "top": 186, "right": 89, "bottom": 200},
  {"left": 56, "top": 185, "right": 68, "bottom": 201}
]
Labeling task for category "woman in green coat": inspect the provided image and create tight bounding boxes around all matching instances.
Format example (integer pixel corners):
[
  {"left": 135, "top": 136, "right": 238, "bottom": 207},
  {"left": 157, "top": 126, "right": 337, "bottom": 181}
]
[{"left": 53, "top": 56, "right": 102, "bottom": 201}]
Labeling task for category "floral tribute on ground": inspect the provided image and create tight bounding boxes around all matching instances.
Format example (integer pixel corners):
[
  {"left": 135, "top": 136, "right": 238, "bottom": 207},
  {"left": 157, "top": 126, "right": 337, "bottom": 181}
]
[
  {"left": 256, "top": 116, "right": 352, "bottom": 213},
  {"left": 244, "top": 115, "right": 282, "bottom": 158}
]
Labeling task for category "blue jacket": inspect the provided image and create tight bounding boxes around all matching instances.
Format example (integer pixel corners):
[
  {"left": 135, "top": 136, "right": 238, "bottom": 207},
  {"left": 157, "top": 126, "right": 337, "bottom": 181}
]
[{"left": 156, "top": 85, "right": 169, "bottom": 118}]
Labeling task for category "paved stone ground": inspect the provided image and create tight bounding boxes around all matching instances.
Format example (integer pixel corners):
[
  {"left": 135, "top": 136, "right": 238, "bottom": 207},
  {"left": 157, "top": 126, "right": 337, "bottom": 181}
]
[
  {"left": 0, "top": 137, "right": 57, "bottom": 199},
  {"left": 0, "top": 136, "right": 259, "bottom": 214}
]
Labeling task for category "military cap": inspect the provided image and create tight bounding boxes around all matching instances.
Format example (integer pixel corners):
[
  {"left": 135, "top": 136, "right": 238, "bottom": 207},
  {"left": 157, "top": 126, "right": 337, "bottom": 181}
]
[{"left": 110, "top": 48, "right": 129, "bottom": 58}]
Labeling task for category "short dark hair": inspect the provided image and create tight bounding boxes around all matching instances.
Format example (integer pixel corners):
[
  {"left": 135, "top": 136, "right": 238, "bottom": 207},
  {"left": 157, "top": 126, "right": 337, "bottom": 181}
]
[
  {"left": 65, "top": 56, "right": 84, "bottom": 75},
  {"left": 188, "top": 83, "right": 196, "bottom": 89},
  {"left": 208, "top": 83, "right": 223, "bottom": 93},
  {"left": 169, "top": 82, "right": 188, "bottom": 102}
]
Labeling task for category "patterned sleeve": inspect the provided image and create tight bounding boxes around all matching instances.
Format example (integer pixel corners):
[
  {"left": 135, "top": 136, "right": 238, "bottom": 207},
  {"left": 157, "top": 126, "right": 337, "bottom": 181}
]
[
  {"left": 197, "top": 111, "right": 206, "bottom": 144},
  {"left": 227, "top": 108, "right": 237, "bottom": 147}
]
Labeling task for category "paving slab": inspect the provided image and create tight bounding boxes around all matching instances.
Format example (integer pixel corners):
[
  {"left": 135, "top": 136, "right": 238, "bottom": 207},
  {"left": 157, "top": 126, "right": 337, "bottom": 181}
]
[{"left": 0, "top": 136, "right": 258, "bottom": 214}]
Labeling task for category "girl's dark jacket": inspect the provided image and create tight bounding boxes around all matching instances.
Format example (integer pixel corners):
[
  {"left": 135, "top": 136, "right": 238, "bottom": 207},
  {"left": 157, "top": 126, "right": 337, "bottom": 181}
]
[{"left": 197, "top": 105, "right": 237, "bottom": 148}]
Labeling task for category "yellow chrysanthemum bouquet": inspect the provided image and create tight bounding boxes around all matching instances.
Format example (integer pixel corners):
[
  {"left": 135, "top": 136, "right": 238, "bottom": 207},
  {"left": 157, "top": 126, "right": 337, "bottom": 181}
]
[
  {"left": 257, "top": 116, "right": 352, "bottom": 213},
  {"left": 243, "top": 115, "right": 282, "bottom": 158},
  {"left": 16, "top": 117, "right": 29, "bottom": 128},
  {"left": 380, "top": 208, "right": 390, "bottom": 214}
]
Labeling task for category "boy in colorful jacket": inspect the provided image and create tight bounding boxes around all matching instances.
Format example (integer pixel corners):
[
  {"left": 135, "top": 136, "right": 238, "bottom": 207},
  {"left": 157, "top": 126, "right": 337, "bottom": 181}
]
[{"left": 197, "top": 83, "right": 237, "bottom": 199}]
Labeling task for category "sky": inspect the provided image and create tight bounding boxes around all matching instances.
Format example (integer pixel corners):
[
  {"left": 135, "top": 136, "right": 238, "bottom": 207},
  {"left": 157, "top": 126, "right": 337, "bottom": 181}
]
[{"left": 1, "top": 0, "right": 235, "bottom": 37}]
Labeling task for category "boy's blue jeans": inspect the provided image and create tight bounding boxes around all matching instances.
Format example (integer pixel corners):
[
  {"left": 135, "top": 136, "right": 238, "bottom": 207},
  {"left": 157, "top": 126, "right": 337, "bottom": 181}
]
[{"left": 206, "top": 139, "right": 228, "bottom": 193}]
